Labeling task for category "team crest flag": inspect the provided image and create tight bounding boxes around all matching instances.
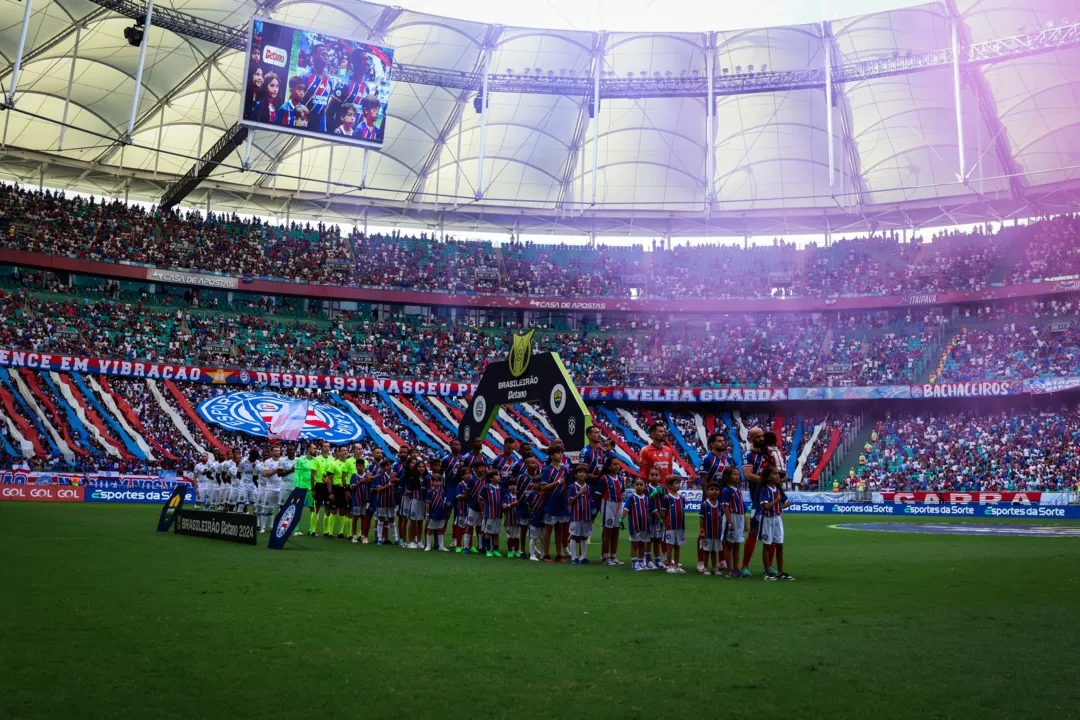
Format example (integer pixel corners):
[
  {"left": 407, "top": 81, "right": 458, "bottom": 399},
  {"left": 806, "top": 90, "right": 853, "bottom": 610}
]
[{"left": 269, "top": 399, "right": 308, "bottom": 441}]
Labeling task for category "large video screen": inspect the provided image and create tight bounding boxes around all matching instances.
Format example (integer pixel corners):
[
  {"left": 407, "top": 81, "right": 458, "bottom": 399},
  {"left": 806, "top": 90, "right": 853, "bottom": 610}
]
[{"left": 240, "top": 19, "right": 394, "bottom": 148}]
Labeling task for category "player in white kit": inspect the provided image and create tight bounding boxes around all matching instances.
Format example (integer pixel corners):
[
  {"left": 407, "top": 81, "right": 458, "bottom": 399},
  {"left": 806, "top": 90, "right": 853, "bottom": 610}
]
[
  {"left": 258, "top": 445, "right": 283, "bottom": 533},
  {"left": 277, "top": 444, "right": 297, "bottom": 504},
  {"left": 219, "top": 448, "right": 239, "bottom": 512},
  {"left": 207, "top": 449, "right": 224, "bottom": 510},
  {"left": 236, "top": 448, "right": 260, "bottom": 514},
  {"left": 194, "top": 452, "right": 210, "bottom": 508}
]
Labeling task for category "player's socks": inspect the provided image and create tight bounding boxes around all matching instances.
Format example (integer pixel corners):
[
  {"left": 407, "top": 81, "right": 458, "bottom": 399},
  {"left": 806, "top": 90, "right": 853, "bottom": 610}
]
[
  {"left": 580, "top": 540, "right": 588, "bottom": 561},
  {"left": 742, "top": 536, "right": 757, "bottom": 569},
  {"left": 309, "top": 511, "right": 317, "bottom": 534},
  {"left": 644, "top": 552, "right": 652, "bottom": 565}
]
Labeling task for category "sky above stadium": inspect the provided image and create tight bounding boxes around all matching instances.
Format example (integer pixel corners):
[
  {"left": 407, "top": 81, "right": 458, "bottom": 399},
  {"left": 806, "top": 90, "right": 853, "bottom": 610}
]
[{"left": 393, "top": 0, "right": 917, "bottom": 32}]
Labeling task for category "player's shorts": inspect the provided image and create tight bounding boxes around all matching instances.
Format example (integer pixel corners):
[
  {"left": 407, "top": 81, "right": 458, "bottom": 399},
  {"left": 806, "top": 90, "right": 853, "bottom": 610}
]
[
  {"left": 376, "top": 507, "right": 395, "bottom": 520},
  {"left": 629, "top": 530, "right": 651, "bottom": 543},
  {"left": 278, "top": 483, "right": 295, "bottom": 501},
  {"left": 481, "top": 518, "right": 502, "bottom": 535},
  {"left": 759, "top": 516, "right": 784, "bottom": 545},
  {"left": 664, "top": 529, "right": 686, "bottom": 546},
  {"left": 304, "top": 489, "right": 314, "bottom": 507},
  {"left": 651, "top": 524, "right": 665, "bottom": 540},
  {"left": 453, "top": 511, "right": 469, "bottom": 529},
  {"left": 558, "top": 514, "right": 572, "bottom": 525},
  {"left": 427, "top": 519, "right": 447, "bottom": 531},
  {"left": 528, "top": 525, "right": 544, "bottom": 540},
  {"left": 207, "top": 483, "right": 222, "bottom": 503},
  {"left": 544, "top": 514, "right": 559, "bottom": 526},
  {"left": 725, "top": 514, "right": 746, "bottom": 544},
  {"left": 313, "top": 483, "right": 329, "bottom": 506},
  {"left": 260, "top": 486, "right": 281, "bottom": 510},
  {"left": 601, "top": 500, "right": 622, "bottom": 530},
  {"left": 409, "top": 498, "right": 426, "bottom": 522},
  {"left": 518, "top": 516, "right": 530, "bottom": 527},
  {"left": 570, "top": 520, "right": 593, "bottom": 538},
  {"left": 749, "top": 511, "right": 761, "bottom": 530},
  {"left": 332, "top": 485, "right": 347, "bottom": 509},
  {"left": 196, "top": 483, "right": 208, "bottom": 503},
  {"left": 700, "top": 538, "right": 724, "bottom": 552},
  {"left": 398, "top": 495, "right": 410, "bottom": 515},
  {"left": 466, "top": 508, "right": 482, "bottom": 527}
]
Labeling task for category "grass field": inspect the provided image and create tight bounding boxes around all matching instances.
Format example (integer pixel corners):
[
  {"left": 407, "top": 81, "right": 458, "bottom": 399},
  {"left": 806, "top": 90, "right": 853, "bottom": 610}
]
[{"left": 2, "top": 504, "right": 1079, "bottom": 719}]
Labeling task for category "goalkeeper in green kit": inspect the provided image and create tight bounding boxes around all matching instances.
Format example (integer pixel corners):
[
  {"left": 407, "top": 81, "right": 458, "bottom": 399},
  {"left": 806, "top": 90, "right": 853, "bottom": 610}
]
[{"left": 294, "top": 442, "right": 317, "bottom": 535}]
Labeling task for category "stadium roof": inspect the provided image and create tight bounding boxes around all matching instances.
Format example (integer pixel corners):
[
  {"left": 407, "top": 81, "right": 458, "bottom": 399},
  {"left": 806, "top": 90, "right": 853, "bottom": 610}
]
[{"left": 1, "top": 0, "right": 1079, "bottom": 237}]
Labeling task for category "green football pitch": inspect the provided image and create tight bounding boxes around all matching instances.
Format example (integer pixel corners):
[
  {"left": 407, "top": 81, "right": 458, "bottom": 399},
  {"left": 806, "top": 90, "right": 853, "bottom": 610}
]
[{"left": 2, "top": 504, "right": 1079, "bottom": 720}]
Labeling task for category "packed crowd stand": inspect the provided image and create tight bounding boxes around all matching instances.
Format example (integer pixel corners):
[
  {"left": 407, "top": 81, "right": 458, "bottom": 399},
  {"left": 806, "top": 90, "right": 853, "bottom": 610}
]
[{"left": 4, "top": 184, "right": 1080, "bottom": 300}]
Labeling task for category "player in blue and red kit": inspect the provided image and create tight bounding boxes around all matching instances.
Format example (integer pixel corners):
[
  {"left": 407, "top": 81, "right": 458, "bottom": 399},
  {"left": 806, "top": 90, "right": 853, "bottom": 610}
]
[
  {"left": 621, "top": 477, "right": 655, "bottom": 571},
  {"left": 699, "top": 482, "right": 725, "bottom": 575},
  {"left": 540, "top": 446, "right": 568, "bottom": 562},
  {"left": 720, "top": 466, "right": 745, "bottom": 578},
  {"left": 369, "top": 458, "right": 395, "bottom": 545},
  {"left": 567, "top": 465, "right": 593, "bottom": 565},
  {"left": 660, "top": 474, "right": 687, "bottom": 573},
  {"left": 599, "top": 455, "right": 625, "bottom": 566},
  {"left": 741, "top": 427, "right": 785, "bottom": 576},
  {"left": 698, "top": 432, "right": 734, "bottom": 572},
  {"left": 758, "top": 466, "right": 793, "bottom": 580},
  {"left": 461, "top": 457, "right": 487, "bottom": 554},
  {"left": 478, "top": 470, "right": 506, "bottom": 557},
  {"left": 424, "top": 473, "right": 452, "bottom": 552}
]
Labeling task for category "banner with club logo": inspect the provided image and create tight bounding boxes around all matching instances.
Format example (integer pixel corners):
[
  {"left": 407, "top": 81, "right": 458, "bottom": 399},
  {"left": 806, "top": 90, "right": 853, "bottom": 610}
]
[{"left": 197, "top": 391, "right": 363, "bottom": 443}]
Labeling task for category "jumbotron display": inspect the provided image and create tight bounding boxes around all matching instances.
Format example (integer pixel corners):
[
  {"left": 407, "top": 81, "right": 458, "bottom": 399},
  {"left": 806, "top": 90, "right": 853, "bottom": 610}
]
[{"left": 240, "top": 19, "right": 394, "bottom": 147}]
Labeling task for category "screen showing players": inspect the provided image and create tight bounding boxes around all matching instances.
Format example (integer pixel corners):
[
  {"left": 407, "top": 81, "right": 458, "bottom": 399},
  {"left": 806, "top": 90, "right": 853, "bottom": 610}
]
[{"left": 240, "top": 19, "right": 394, "bottom": 148}]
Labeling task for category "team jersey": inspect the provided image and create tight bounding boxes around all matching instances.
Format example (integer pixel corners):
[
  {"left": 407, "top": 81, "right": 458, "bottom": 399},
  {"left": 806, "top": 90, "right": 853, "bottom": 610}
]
[
  {"left": 522, "top": 489, "right": 545, "bottom": 526},
  {"left": 278, "top": 457, "right": 296, "bottom": 486},
  {"left": 371, "top": 472, "right": 394, "bottom": 507},
  {"left": 745, "top": 449, "right": 774, "bottom": 508},
  {"left": 699, "top": 451, "right": 733, "bottom": 487},
  {"left": 219, "top": 460, "right": 237, "bottom": 484},
  {"left": 205, "top": 459, "right": 220, "bottom": 483},
  {"left": 640, "top": 443, "right": 675, "bottom": 481},
  {"left": 353, "top": 470, "right": 373, "bottom": 504},
  {"left": 299, "top": 72, "right": 333, "bottom": 131},
  {"left": 660, "top": 492, "right": 686, "bottom": 531},
  {"left": 426, "top": 486, "right": 451, "bottom": 521},
  {"left": 461, "top": 451, "right": 484, "bottom": 473},
  {"left": 569, "top": 482, "right": 593, "bottom": 522},
  {"left": 623, "top": 492, "right": 652, "bottom": 535},
  {"left": 646, "top": 483, "right": 665, "bottom": 520},
  {"left": 721, "top": 485, "right": 745, "bottom": 515},
  {"left": 600, "top": 473, "right": 623, "bottom": 503},
  {"left": 440, "top": 453, "right": 462, "bottom": 483},
  {"left": 581, "top": 445, "right": 604, "bottom": 477},
  {"left": 759, "top": 485, "right": 783, "bottom": 518},
  {"left": 504, "top": 492, "right": 519, "bottom": 526},
  {"left": 700, "top": 499, "right": 725, "bottom": 539},
  {"left": 355, "top": 121, "right": 380, "bottom": 141},
  {"left": 194, "top": 461, "right": 208, "bottom": 485},
  {"left": 541, "top": 465, "right": 568, "bottom": 516},
  {"left": 494, "top": 454, "right": 517, "bottom": 485},
  {"left": 261, "top": 459, "right": 281, "bottom": 487},
  {"left": 332, "top": 79, "right": 375, "bottom": 110},
  {"left": 465, "top": 474, "right": 485, "bottom": 512},
  {"left": 479, "top": 484, "right": 504, "bottom": 520},
  {"left": 294, "top": 454, "right": 315, "bottom": 489}
]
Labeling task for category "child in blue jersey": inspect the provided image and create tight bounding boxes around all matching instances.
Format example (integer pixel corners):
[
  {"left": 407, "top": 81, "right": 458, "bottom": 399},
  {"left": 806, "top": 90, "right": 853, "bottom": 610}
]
[
  {"left": 540, "top": 446, "right": 568, "bottom": 563},
  {"left": 621, "top": 477, "right": 655, "bottom": 571},
  {"left": 424, "top": 473, "right": 451, "bottom": 552},
  {"left": 720, "top": 466, "right": 746, "bottom": 578},
  {"left": 699, "top": 483, "right": 725, "bottom": 575},
  {"left": 370, "top": 458, "right": 395, "bottom": 545},
  {"left": 645, "top": 466, "right": 666, "bottom": 570},
  {"left": 515, "top": 455, "right": 539, "bottom": 558},
  {"left": 451, "top": 466, "right": 470, "bottom": 551},
  {"left": 660, "top": 474, "right": 687, "bottom": 574},
  {"left": 478, "top": 469, "right": 505, "bottom": 557},
  {"left": 758, "top": 467, "right": 793, "bottom": 580},
  {"left": 567, "top": 464, "right": 593, "bottom": 565},
  {"left": 523, "top": 475, "right": 546, "bottom": 561},
  {"left": 598, "top": 455, "right": 625, "bottom": 566},
  {"left": 503, "top": 483, "right": 521, "bottom": 558}
]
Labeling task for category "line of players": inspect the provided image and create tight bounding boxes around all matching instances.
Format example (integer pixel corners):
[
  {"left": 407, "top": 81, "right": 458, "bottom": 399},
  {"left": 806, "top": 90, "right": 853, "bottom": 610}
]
[
  {"left": 193, "top": 444, "right": 297, "bottom": 533},
  {"left": 190, "top": 423, "right": 793, "bottom": 579}
]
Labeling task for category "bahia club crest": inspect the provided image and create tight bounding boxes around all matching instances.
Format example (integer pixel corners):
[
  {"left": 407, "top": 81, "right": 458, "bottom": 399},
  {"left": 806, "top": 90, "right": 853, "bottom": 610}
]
[{"left": 459, "top": 328, "right": 592, "bottom": 451}]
